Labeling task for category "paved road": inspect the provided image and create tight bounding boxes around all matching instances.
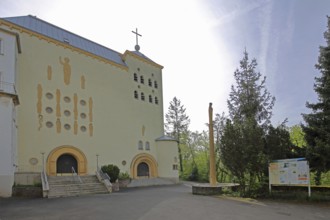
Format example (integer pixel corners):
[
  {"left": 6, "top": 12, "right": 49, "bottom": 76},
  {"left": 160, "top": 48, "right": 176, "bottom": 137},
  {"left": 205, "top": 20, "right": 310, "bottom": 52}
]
[{"left": 0, "top": 184, "right": 329, "bottom": 220}]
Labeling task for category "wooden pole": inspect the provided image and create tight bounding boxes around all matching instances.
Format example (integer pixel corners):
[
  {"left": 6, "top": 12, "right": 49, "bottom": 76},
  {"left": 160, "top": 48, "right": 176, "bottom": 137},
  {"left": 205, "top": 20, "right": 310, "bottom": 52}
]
[{"left": 209, "top": 103, "right": 217, "bottom": 186}]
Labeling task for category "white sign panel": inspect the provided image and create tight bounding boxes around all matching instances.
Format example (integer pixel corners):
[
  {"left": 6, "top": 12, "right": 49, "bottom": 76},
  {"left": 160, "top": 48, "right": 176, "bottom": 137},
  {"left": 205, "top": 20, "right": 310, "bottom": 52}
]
[{"left": 269, "top": 158, "right": 309, "bottom": 185}]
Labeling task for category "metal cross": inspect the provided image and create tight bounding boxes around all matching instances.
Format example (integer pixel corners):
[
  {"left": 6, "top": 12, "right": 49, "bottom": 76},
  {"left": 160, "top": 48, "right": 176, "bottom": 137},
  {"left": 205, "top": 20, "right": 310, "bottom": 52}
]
[{"left": 132, "top": 28, "right": 142, "bottom": 46}]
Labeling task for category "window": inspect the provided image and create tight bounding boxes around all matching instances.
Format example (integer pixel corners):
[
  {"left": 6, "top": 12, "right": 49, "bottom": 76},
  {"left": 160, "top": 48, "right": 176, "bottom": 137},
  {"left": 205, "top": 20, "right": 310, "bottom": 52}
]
[
  {"left": 155, "top": 97, "right": 159, "bottom": 105},
  {"left": 0, "top": 39, "right": 3, "bottom": 55},
  {"left": 141, "top": 92, "right": 145, "bottom": 101},
  {"left": 149, "top": 95, "right": 153, "bottom": 103},
  {"left": 134, "top": 91, "right": 139, "bottom": 99},
  {"left": 173, "top": 164, "right": 178, "bottom": 170},
  {"left": 145, "top": 142, "right": 150, "bottom": 150},
  {"left": 138, "top": 141, "right": 143, "bottom": 150},
  {"left": 148, "top": 79, "right": 152, "bottom": 87},
  {"left": 133, "top": 73, "right": 138, "bottom": 82},
  {"left": 154, "top": 81, "right": 158, "bottom": 89},
  {"left": 140, "top": 75, "right": 144, "bottom": 84}
]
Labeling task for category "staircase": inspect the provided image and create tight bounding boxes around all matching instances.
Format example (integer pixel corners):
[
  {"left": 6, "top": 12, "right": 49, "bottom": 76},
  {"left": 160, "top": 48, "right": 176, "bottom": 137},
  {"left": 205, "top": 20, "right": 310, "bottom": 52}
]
[{"left": 47, "top": 175, "right": 109, "bottom": 198}]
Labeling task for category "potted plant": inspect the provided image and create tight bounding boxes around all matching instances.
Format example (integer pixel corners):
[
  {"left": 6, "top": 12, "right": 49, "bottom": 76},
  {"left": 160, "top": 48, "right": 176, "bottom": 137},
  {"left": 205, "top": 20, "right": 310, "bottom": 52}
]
[{"left": 118, "top": 172, "right": 131, "bottom": 188}]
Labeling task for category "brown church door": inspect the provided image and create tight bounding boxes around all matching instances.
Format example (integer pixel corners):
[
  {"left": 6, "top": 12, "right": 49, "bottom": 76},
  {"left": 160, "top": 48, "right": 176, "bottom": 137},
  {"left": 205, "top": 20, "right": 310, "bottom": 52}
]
[
  {"left": 57, "top": 154, "right": 78, "bottom": 174},
  {"left": 137, "top": 162, "right": 149, "bottom": 177}
]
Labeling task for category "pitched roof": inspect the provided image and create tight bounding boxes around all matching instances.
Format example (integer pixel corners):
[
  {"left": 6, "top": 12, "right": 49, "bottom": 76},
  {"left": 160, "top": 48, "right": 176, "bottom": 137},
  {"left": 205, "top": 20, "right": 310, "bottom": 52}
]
[{"left": 2, "top": 15, "right": 127, "bottom": 67}]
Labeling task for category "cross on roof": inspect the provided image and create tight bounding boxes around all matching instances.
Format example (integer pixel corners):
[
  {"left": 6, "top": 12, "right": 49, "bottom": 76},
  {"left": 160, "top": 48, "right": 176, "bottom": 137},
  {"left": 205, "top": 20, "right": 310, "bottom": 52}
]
[{"left": 132, "top": 28, "right": 142, "bottom": 51}]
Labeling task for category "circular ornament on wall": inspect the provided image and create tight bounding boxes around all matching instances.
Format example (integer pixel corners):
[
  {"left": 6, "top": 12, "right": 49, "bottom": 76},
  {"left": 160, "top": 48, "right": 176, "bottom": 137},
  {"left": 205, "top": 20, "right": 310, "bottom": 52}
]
[
  {"left": 122, "top": 160, "right": 127, "bottom": 166},
  {"left": 45, "top": 107, "right": 53, "bottom": 113},
  {"left": 80, "top": 100, "right": 86, "bottom": 106},
  {"left": 64, "top": 96, "right": 71, "bottom": 103},
  {"left": 80, "top": 113, "right": 87, "bottom": 119},
  {"left": 64, "top": 110, "right": 71, "bottom": 117},
  {"left": 46, "top": 121, "right": 53, "bottom": 128},
  {"left": 64, "top": 124, "right": 71, "bottom": 130},
  {"left": 29, "top": 157, "right": 38, "bottom": 165},
  {"left": 45, "top": 93, "right": 53, "bottom": 99},
  {"left": 80, "top": 126, "right": 87, "bottom": 132}
]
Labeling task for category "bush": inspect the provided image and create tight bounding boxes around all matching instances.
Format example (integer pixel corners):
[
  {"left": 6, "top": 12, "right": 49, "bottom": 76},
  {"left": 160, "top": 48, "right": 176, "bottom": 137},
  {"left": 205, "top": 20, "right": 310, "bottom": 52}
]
[
  {"left": 101, "top": 164, "right": 120, "bottom": 183},
  {"left": 118, "top": 172, "right": 130, "bottom": 180}
]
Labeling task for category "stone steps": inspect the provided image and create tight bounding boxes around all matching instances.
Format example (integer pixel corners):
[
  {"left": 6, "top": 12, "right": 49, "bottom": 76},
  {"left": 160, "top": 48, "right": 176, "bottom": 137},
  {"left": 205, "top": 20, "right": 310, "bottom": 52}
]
[{"left": 47, "top": 175, "right": 109, "bottom": 198}]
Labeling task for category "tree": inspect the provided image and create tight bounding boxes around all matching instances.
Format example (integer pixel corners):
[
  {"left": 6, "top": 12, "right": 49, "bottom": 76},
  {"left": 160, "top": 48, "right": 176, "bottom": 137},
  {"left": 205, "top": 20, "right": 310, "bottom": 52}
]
[
  {"left": 289, "top": 125, "right": 306, "bottom": 147},
  {"left": 302, "top": 16, "right": 330, "bottom": 185},
  {"left": 165, "top": 97, "right": 190, "bottom": 173},
  {"left": 221, "top": 50, "right": 275, "bottom": 196}
]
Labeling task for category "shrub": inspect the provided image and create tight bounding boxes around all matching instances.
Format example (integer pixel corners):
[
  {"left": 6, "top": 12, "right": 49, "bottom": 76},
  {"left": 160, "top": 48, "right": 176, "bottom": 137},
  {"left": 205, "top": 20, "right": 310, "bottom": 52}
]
[
  {"left": 101, "top": 164, "right": 120, "bottom": 183},
  {"left": 118, "top": 172, "right": 130, "bottom": 180}
]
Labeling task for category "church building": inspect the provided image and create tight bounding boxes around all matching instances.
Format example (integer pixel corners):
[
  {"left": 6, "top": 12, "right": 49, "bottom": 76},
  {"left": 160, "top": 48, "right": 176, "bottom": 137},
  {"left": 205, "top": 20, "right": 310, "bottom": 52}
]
[{"left": 0, "top": 15, "right": 178, "bottom": 197}]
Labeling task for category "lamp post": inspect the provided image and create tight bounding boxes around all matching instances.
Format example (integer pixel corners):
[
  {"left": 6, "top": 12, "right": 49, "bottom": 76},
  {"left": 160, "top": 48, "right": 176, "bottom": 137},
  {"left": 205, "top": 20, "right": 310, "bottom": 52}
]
[
  {"left": 96, "top": 154, "right": 99, "bottom": 170},
  {"left": 41, "top": 152, "right": 45, "bottom": 172}
]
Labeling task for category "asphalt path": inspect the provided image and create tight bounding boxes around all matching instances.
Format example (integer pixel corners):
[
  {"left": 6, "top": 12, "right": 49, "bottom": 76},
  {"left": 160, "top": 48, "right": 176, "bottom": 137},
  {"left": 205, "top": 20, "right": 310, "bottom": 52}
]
[{"left": 0, "top": 183, "right": 329, "bottom": 220}]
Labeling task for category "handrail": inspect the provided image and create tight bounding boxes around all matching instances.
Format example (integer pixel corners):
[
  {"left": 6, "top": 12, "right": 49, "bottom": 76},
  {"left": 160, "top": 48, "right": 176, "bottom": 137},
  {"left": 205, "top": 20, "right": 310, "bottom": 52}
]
[
  {"left": 98, "top": 167, "right": 111, "bottom": 182},
  {"left": 41, "top": 170, "right": 49, "bottom": 197},
  {"left": 71, "top": 167, "right": 83, "bottom": 183}
]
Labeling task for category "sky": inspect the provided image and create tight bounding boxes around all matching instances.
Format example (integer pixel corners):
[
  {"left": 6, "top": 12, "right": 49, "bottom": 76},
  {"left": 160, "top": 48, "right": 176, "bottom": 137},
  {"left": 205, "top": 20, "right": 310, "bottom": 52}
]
[{"left": 1, "top": 0, "right": 329, "bottom": 132}]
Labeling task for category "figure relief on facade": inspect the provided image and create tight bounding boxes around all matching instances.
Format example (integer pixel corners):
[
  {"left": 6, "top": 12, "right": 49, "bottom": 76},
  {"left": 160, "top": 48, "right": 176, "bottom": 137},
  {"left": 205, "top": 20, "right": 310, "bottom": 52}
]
[
  {"left": 73, "top": 93, "right": 78, "bottom": 120},
  {"left": 37, "top": 84, "right": 43, "bottom": 130},
  {"left": 47, "top": 65, "right": 52, "bottom": 80},
  {"left": 89, "top": 123, "right": 93, "bottom": 137},
  {"left": 74, "top": 121, "right": 78, "bottom": 135},
  {"left": 142, "top": 125, "right": 145, "bottom": 136},
  {"left": 81, "top": 75, "right": 85, "bottom": 89},
  {"left": 89, "top": 97, "right": 93, "bottom": 123},
  {"left": 56, "top": 89, "right": 61, "bottom": 117},
  {"left": 56, "top": 118, "right": 61, "bottom": 133},
  {"left": 59, "top": 56, "right": 71, "bottom": 85}
]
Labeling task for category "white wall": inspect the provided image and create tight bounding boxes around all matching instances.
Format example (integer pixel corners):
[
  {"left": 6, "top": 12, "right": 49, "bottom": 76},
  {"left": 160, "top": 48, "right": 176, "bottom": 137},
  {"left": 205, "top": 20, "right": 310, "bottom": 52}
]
[{"left": 0, "top": 29, "right": 18, "bottom": 197}]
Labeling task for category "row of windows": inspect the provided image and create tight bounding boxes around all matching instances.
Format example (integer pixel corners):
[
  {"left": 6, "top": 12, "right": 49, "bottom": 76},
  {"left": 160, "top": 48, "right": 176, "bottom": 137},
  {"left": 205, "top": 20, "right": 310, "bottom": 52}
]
[
  {"left": 134, "top": 91, "right": 159, "bottom": 104},
  {"left": 138, "top": 141, "right": 150, "bottom": 151},
  {"left": 133, "top": 73, "right": 158, "bottom": 88}
]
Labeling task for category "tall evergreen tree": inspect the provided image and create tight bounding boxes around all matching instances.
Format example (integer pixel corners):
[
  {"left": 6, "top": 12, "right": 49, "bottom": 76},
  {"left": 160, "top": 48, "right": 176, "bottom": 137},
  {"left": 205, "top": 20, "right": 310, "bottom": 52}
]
[
  {"left": 165, "top": 97, "right": 190, "bottom": 173},
  {"left": 221, "top": 50, "right": 275, "bottom": 195},
  {"left": 302, "top": 16, "right": 330, "bottom": 185}
]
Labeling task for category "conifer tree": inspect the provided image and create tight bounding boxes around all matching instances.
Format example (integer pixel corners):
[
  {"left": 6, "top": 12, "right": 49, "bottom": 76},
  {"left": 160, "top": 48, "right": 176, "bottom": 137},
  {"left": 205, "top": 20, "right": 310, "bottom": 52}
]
[
  {"left": 302, "top": 16, "right": 330, "bottom": 185},
  {"left": 221, "top": 50, "right": 275, "bottom": 195},
  {"left": 165, "top": 97, "right": 190, "bottom": 173}
]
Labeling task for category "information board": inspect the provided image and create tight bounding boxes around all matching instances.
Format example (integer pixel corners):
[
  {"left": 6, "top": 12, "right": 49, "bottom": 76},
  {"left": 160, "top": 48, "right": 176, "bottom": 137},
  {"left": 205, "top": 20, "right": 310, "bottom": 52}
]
[{"left": 269, "top": 158, "right": 309, "bottom": 185}]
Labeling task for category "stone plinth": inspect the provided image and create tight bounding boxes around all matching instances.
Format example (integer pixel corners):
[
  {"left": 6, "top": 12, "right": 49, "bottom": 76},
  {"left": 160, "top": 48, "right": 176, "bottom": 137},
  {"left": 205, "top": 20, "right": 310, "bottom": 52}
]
[{"left": 192, "top": 184, "right": 222, "bottom": 195}]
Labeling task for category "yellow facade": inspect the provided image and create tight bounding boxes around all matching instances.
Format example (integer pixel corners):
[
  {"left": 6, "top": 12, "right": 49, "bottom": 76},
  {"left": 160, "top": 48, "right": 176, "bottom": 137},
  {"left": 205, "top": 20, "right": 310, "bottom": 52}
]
[{"left": 0, "top": 16, "right": 178, "bottom": 186}]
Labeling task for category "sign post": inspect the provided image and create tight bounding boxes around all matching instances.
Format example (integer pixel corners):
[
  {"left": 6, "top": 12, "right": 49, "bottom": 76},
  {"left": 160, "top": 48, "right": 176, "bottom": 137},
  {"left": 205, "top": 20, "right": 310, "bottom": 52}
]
[{"left": 269, "top": 158, "right": 311, "bottom": 197}]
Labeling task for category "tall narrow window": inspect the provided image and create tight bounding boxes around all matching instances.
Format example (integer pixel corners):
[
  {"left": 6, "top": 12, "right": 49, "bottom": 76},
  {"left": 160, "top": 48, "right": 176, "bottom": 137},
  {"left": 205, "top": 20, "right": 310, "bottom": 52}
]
[
  {"left": 141, "top": 92, "right": 145, "bottom": 101},
  {"left": 140, "top": 76, "right": 144, "bottom": 84},
  {"left": 149, "top": 95, "right": 153, "bottom": 103},
  {"left": 154, "top": 81, "right": 158, "bottom": 89},
  {"left": 148, "top": 79, "right": 152, "bottom": 87},
  {"left": 138, "top": 141, "right": 143, "bottom": 150},
  {"left": 134, "top": 91, "right": 139, "bottom": 99},
  {"left": 145, "top": 142, "right": 150, "bottom": 150},
  {"left": 133, "top": 73, "right": 138, "bottom": 81},
  {"left": 155, "top": 97, "right": 159, "bottom": 105}
]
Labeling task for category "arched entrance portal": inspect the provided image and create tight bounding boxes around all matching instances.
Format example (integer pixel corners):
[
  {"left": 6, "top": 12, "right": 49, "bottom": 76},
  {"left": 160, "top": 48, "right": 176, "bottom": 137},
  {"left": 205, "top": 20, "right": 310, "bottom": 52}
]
[
  {"left": 131, "top": 153, "right": 158, "bottom": 179},
  {"left": 56, "top": 154, "right": 78, "bottom": 174},
  {"left": 137, "top": 162, "right": 149, "bottom": 177},
  {"left": 47, "top": 146, "right": 87, "bottom": 176}
]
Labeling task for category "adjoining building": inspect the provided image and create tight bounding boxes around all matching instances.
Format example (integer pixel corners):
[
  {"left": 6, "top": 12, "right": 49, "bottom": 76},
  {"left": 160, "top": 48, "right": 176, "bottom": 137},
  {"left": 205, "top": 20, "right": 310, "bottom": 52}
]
[{"left": 0, "top": 15, "right": 178, "bottom": 197}]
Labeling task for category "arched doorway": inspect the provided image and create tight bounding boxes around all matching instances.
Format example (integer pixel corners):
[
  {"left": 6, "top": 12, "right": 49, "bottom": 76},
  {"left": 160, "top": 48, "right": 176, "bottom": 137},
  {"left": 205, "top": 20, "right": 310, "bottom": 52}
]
[
  {"left": 137, "top": 162, "right": 149, "bottom": 177},
  {"left": 130, "top": 153, "right": 158, "bottom": 179},
  {"left": 47, "top": 146, "right": 87, "bottom": 176},
  {"left": 56, "top": 154, "right": 78, "bottom": 174}
]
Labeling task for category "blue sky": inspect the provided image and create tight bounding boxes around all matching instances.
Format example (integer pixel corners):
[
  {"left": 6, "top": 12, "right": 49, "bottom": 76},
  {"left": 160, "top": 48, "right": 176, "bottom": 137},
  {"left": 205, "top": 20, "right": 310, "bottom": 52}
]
[{"left": 1, "top": 0, "right": 329, "bottom": 131}]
